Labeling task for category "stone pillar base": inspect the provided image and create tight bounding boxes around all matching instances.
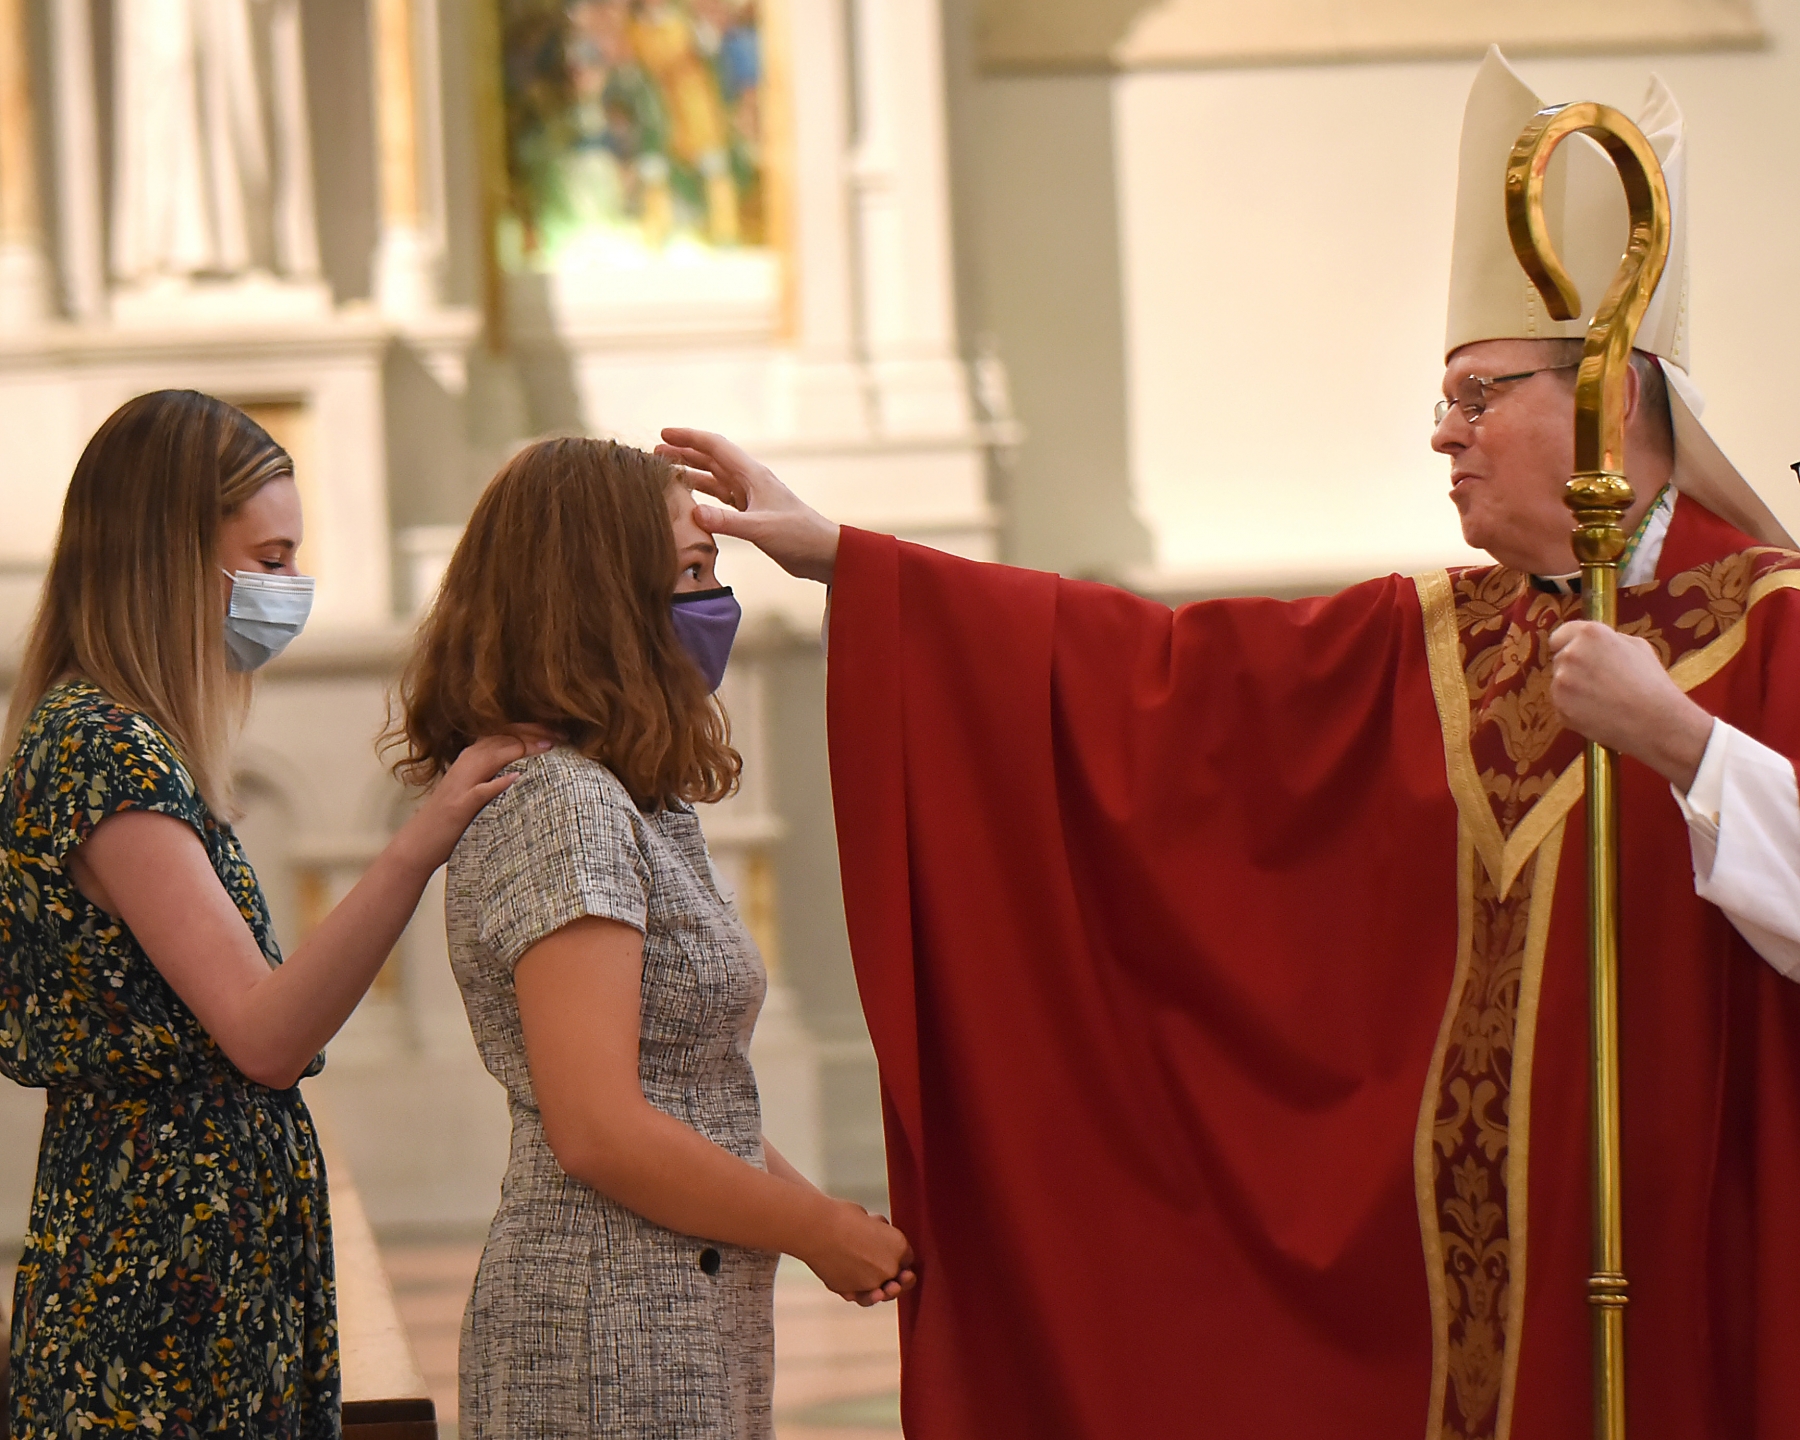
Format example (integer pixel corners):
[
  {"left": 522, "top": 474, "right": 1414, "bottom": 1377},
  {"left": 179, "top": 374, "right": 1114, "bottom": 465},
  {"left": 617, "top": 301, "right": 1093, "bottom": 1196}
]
[
  {"left": 374, "top": 226, "right": 441, "bottom": 322},
  {"left": 0, "top": 241, "right": 51, "bottom": 329},
  {"left": 750, "top": 981, "right": 825, "bottom": 1183}
]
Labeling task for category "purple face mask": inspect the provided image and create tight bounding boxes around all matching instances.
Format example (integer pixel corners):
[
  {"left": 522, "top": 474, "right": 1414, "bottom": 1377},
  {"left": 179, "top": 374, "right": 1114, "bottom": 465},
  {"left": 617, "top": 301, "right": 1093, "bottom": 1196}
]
[{"left": 670, "top": 586, "right": 741, "bottom": 692}]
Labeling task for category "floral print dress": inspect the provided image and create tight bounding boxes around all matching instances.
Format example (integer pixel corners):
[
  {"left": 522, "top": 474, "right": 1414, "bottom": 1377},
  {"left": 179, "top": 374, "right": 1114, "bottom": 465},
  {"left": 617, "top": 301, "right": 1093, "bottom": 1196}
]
[{"left": 0, "top": 681, "right": 336, "bottom": 1438}]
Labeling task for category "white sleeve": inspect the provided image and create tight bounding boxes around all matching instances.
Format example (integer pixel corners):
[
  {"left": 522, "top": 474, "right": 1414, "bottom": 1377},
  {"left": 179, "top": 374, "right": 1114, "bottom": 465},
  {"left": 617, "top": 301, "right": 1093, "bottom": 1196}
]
[{"left": 1673, "top": 721, "right": 1800, "bottom": 981}]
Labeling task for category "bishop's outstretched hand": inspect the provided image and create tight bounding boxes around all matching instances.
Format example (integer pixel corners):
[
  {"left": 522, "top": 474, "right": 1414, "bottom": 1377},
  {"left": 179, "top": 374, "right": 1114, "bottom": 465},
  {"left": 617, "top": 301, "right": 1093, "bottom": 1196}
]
[{"left": 657, "top": 428, "right": 841, "bottom": 585}]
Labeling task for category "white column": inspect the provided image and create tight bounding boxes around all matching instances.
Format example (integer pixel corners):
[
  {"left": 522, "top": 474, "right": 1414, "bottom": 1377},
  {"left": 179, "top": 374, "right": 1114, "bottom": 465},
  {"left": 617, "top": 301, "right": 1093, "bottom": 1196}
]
[
  {"left": 269, "top": 0, "right": 322, "bottom": 280},
  {"left": 48, "top": 0, "right": 103, "bottom": 321},
  {"left": 712, "top": 659, "right": 824, "bottom": 1184},
  {"left": 0, "top": 0, "right": 51, "bottom": 327},
  {"left": 847, "top": 0, "right": 971, "bottom": 436},
  {"left": 370, "top": 0, "right": 438, "bottom": 317},
  {"left": 412, "top": 0, "right": 450, "bottom": 270},
  {"left": 772, "top": 0, "right": 869, "bottom": 438}
]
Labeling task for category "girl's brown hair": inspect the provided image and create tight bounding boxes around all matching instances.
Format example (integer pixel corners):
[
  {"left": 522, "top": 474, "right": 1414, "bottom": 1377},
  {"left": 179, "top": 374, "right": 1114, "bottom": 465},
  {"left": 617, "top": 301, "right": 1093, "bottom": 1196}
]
[
  {"left": 388, "top": 437, "right": 740, "bottom": 807},
  {"left": 5, "top": 390, "right": 293, "bottom": 814}
]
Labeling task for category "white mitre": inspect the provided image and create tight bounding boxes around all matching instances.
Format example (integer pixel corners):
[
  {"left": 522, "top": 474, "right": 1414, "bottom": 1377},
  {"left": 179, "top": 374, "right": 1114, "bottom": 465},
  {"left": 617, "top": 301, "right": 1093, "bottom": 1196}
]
[{"left": 1447, "top": 46, "right": 1792, "bottom": 547}]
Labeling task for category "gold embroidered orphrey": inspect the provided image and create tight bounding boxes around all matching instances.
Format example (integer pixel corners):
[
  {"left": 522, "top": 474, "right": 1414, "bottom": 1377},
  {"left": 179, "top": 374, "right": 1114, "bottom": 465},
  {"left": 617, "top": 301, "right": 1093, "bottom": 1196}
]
[{"left": 1411, "top": 551, "right": 1800, "bottom": 1440}]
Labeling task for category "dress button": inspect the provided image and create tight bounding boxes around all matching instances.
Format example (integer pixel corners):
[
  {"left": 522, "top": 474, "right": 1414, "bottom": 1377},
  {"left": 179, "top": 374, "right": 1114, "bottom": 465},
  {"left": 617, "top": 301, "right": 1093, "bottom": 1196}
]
[{"left": 699, "top": 1246, "right": 722, "bottom": 1276}]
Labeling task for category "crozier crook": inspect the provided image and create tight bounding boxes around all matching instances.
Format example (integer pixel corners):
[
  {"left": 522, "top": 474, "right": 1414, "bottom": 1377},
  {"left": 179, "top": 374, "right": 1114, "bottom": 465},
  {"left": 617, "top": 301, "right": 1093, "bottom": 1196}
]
[
  {"left": 1503, "top": 103, "right": 1674, "bottom": 1440},
  {"left": 1505, "top": 103, "right": 1672, "bottom": 545}
]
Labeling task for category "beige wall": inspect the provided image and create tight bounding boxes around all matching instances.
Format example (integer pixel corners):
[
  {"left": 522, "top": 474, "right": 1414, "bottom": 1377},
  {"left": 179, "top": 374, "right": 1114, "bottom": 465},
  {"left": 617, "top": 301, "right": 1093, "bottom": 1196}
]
[
  {"left": 1117, "top": 12, "right": 1800, "bottom": 586},
  {"left": 951, "top": 0, "right": 1800, "bottom": 589},
  {"left": 944, "top": 0, "right": 1154, "bottom": 579},
  {"left": 976, "top": 0, "right": 1762, "bottom": 70}
]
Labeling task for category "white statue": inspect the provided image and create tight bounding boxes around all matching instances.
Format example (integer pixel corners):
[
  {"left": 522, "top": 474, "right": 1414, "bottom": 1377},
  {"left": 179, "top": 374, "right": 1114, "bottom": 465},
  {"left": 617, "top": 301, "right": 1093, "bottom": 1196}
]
[{"left": 110, "top": 0, "right": 320, "bottom": 286}]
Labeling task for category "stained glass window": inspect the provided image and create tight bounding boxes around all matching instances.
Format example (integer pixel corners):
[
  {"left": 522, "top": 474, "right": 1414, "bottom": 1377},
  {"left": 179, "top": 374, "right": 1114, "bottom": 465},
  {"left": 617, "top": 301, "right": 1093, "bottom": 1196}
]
[{"left": 501, "top": 0, "right": 764, "bottom": 266}]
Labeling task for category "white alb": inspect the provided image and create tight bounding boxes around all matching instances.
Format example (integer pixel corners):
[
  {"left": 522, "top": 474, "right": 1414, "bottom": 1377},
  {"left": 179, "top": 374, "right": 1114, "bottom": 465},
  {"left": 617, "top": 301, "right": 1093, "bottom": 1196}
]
[{"left": 1631, "top": 496, "right": 1800, "bottom": 982}]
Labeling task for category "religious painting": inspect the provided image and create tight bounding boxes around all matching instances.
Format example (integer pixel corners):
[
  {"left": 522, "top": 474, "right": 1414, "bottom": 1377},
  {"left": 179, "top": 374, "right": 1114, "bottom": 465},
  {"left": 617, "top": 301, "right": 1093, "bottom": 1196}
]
[
  {"left": 977, "top": 0, "right": 1762, "bottom": 71},
  {"left": 500, "top": 0, "right": 766, "bottom": 267}
]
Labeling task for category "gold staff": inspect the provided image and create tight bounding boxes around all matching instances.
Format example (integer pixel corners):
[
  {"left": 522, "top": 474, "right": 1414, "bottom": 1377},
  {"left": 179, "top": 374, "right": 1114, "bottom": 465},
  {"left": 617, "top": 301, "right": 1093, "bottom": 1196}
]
[{"left": 1503, "top": 106, "right": 1672, "bottom": 1440}]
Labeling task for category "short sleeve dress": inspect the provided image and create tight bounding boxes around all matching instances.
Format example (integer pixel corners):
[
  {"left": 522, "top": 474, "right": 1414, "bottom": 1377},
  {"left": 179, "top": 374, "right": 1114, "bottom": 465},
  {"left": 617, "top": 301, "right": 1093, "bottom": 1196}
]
[
  {"left": 0, "top": 680, "right": 335, "bottom": 1439},
  {"left": 446, "top": 748, "right": 776, "bottom": 1440}
]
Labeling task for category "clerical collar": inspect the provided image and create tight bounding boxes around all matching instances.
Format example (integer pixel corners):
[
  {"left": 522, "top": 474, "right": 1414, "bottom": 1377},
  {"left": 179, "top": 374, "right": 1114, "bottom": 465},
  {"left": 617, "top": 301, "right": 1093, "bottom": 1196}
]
[{"left": 1528, "top": 485, "right": 1676, "bottom": 596}]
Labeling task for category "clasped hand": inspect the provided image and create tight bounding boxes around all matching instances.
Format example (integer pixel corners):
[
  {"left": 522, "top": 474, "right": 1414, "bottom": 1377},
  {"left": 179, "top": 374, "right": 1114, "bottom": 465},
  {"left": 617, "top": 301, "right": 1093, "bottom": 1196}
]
[
  {"left": 1547, "top": 621, "right": 1713, "bottom": 792},
  {"left": 817, "top": 1197, "right": 917, "bottom": 1307}
]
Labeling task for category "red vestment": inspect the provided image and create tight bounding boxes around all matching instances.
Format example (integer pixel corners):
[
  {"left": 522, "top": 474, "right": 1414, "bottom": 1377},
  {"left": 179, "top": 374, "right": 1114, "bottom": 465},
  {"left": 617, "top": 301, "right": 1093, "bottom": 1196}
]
[{"left": 825, "top": 498, "right": 1800, "bottom": 1439}]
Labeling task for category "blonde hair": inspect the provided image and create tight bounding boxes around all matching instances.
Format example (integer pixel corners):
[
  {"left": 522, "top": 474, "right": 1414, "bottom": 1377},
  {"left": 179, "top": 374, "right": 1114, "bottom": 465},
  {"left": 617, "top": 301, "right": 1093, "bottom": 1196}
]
[
  {"left": 387, "top": 436, "right": 740, "bottom": 808},
  {"left": 5, "top": 390, "right": 294, "bottom": 815}
]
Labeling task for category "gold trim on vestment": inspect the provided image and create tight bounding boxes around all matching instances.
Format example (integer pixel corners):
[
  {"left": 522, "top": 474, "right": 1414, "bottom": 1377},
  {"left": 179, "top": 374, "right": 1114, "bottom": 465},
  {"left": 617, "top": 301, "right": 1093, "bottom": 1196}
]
[
  {"left": 1419, "top": 566, "right": 1800, "bottom": 893},
  {"left": 1410, "top": 559, "right": 1800, "bottom": 1440},
  {"left": 1667, "top": 569, "right": 1800, "bottom": 691},
  {"left": 1496, "top": 818, "right": 1563, "bottom": 1440},
  {"left": 1418, "top": 571, "right": 1497, "bottom": 878},
  {"left": 1415, "top": 819, "right": 1476, "bottom": 1440},
  {"left": 1418, "top": 571, "right": 1584, "bottom": 899},
  {"left": 1413, "top": 813, "right": 1564, "bottom": 1440}
]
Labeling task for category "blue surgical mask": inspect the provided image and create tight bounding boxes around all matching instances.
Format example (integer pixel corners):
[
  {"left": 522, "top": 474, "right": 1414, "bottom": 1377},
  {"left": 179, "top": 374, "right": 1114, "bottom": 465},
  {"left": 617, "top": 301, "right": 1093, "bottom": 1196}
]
[
  {"left": 670, "top": 586, "right": 740, "bottom": 692},
  {"left": 221, "top": 569, "right": 315, "bottom": 671}
]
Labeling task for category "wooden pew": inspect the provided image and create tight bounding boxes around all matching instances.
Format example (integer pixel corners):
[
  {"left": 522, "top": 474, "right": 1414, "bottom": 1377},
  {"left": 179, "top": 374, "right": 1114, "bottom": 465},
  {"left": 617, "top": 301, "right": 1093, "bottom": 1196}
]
[{"left": 328, "top": 1130, "right": 440, "bottom": 1440}]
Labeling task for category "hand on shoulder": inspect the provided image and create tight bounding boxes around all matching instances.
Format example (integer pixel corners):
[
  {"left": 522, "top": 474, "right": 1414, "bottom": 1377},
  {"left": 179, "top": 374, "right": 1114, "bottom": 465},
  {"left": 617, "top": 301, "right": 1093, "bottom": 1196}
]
[{"left": 391, "top": 730, "right": 557, "bottom": 877}]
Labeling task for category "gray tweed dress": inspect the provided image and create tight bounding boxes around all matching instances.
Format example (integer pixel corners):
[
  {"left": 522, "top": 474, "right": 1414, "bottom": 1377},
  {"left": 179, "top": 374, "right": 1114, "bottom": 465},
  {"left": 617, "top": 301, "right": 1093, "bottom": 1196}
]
[{"left": 445, "top": 748, "right": 776, "bottom": 1439}]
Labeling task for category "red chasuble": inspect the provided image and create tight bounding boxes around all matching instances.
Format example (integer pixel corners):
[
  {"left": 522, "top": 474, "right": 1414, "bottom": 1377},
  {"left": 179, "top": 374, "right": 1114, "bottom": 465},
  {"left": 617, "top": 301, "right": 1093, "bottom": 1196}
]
[{"left": 825, "top": 498, "right": 1800, "bottom": 1440}]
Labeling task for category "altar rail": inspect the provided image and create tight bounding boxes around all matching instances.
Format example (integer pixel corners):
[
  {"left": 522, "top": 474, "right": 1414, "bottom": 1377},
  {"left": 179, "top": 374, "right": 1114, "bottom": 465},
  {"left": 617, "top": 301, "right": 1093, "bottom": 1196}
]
[{"left": 328, "top": 1124, "right": 440, "bottom": 1439}]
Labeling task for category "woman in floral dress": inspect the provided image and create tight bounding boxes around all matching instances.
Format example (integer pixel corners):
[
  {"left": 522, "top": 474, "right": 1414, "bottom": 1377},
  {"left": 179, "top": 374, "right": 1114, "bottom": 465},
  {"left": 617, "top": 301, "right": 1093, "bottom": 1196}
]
[{"left": 0, "top": 391, "right": 544, "bottom": 1437}]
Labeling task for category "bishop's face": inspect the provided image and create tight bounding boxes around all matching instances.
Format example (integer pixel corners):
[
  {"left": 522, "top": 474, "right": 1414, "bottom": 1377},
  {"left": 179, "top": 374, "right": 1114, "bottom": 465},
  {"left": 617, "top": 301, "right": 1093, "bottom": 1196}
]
[{"left": 1433, "top": 338, "right": 1582, "bottom": 575}]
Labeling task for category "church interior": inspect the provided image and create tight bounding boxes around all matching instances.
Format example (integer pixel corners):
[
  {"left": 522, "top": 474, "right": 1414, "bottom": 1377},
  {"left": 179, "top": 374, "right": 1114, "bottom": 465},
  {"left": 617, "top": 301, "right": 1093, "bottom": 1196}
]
[{"left": 3, "top": 0, "right": 1800, "bottom": 1434}]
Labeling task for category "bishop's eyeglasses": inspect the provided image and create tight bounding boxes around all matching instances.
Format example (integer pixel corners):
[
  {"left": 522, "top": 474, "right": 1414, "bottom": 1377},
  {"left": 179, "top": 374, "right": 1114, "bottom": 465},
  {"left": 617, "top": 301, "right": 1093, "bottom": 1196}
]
[{"left": 1434, "top": 362, "right": 1581, "bottom": 427}]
